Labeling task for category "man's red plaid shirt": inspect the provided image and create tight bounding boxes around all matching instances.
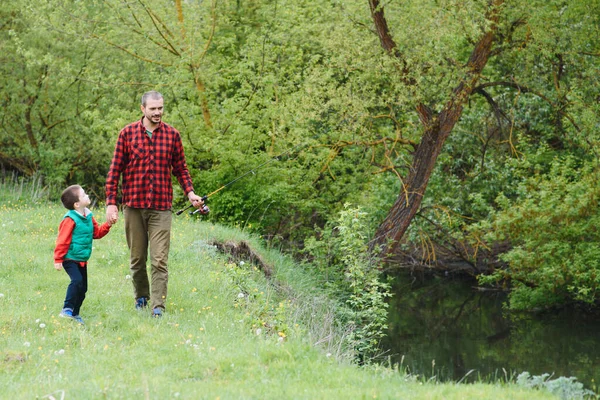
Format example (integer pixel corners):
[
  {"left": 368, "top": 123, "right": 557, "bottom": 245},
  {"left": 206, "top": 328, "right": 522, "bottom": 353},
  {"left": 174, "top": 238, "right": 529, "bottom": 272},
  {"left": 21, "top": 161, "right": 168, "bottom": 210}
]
[{"left": 106, "top": 118, "right": 194, "bottom": 210}]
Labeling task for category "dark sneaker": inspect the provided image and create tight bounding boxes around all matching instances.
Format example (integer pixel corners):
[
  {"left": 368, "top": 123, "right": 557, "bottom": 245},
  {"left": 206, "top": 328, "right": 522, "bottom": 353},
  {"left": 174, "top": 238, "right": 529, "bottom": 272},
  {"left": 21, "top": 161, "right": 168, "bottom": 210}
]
[
  {"left": 73, "top": 315, "right": 85, "bottom": 325},
  {"left": 152, "top": 307, "right": 163, "bottom": 318},
  {"left": 59, "top": 309, "right": 74, "bottom": 319},
  {"left": 135, "top": 297, "right": 148, "bottom": 310}
]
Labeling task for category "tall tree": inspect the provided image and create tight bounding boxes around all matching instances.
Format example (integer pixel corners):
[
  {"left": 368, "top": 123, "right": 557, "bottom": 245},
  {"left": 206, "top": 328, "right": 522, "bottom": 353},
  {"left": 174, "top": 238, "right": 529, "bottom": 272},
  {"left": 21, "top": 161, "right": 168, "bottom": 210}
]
[{"left": 367, "top": 0, "right": 504, "bottom": 257}]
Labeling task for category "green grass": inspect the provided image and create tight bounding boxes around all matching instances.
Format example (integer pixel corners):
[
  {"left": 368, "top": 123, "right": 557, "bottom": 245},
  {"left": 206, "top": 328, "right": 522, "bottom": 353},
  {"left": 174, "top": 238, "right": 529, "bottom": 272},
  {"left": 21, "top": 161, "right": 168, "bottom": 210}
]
[{"left": 0, "top": 201, "right": 557, "bottom": 399}]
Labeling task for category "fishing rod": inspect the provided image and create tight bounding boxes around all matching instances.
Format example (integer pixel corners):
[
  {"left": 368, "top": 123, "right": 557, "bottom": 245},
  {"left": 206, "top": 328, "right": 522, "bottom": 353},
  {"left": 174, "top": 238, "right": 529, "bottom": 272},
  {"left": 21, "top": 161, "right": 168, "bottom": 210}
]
[{"left": 176, "top": 139, "right": 309, "bottom": 216}]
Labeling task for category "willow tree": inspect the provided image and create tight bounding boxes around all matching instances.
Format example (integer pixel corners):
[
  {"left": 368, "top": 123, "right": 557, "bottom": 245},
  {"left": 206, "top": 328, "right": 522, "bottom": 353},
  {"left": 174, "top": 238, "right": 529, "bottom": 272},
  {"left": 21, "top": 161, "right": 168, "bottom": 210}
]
[{"left": 363, "top": 0, "right": 600, "bottom": 258}]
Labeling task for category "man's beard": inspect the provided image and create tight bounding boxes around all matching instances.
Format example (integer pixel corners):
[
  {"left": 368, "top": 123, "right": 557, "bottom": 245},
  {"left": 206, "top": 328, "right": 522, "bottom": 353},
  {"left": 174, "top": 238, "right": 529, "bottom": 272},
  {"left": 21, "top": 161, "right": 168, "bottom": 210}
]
[{"left": 147, "top": 114, "right": 161, "bottom": 123}]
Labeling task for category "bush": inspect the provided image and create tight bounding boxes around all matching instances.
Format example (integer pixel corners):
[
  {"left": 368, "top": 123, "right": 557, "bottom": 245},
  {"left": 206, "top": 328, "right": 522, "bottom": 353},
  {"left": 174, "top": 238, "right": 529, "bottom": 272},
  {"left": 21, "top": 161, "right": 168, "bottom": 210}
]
[
  {"left": 476, "top": 157, "right": 600, "bottom": 310},
  {"left": 516, "top": 372, "right": 596, "bottom": 400},
  {"left": 304, "top": 204, "right": 392, "bottom": 362}
]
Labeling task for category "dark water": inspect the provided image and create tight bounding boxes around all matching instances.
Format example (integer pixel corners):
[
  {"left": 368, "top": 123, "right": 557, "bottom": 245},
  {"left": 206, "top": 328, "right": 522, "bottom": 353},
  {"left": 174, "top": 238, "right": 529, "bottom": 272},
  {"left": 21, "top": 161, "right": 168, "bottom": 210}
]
[{"left": 381, "top": 272, "right": 600, "bottom": 391}]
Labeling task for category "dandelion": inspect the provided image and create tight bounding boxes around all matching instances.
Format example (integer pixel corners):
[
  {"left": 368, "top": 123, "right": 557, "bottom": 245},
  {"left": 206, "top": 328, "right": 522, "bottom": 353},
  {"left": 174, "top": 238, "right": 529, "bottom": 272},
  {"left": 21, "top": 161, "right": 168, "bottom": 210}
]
[
  {"left": 36, "top": 319, "right": 40, "bottom": 324},
  {"left": 24, "top": 342, "right": 31, "bottom": 347},
  {"left": 255, "top": 328, "right": 262, "bottom": 335},
  {"left": 326, "top": 353, "right": 332, "bottom": 358},
  {"left": 0, "top": 293, "right": 4, "bottom": 298},
  {"left": 39, "top": 323, "right": 46, "bottom": 329},
  {"left": 125, "top": 275, "right": 131, "bottom": 280},
  {"left": 237, "top": 293, "right": 245, "bottom": 298},
  {"left": 54, "top": 349, "right": 65, "bottom": 355},
  {"left": 239, "top": 261, "right": 245, "bottom": 266}
]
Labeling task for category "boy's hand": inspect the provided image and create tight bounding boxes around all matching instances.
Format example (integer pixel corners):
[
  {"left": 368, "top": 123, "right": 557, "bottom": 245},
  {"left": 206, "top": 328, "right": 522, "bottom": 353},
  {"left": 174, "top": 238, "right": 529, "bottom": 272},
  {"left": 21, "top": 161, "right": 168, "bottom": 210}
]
[
  {"left": 54, "top": 262, "right": 63, "bottom": 271},
  {"left": 107, "top": 213, "right": 118, "bottom": 226}
]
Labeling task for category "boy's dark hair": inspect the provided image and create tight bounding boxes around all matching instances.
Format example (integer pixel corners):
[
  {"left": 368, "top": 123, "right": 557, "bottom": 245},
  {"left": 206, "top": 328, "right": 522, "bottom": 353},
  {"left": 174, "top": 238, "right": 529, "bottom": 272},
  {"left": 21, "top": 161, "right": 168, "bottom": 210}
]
[{"left": 61, "top": 185, "right": 82, "bottom": 210}]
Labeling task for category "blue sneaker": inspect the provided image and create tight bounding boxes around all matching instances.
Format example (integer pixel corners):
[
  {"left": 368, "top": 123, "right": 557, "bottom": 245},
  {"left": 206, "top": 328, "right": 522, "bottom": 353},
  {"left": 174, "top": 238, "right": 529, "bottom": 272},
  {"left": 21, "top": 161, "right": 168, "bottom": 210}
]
[
  {"left": 73, "top": 315, "right": 85, "bottom": 325},
  {"left": 152, "top": 307, "right": 163, "bottom": 318},
  {"left": 135, "top": 297, "right": 148, "bottom": 310},
  {"left": 59, "top": 309, "right": 74, "bottom": 319}
]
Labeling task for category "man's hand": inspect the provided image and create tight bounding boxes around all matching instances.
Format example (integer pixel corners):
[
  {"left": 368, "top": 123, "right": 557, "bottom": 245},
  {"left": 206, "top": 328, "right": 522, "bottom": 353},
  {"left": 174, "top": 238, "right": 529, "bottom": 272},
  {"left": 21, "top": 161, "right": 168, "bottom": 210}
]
[
  {"left": 54, "top": 262, "right": 63, "bottom": 271},
  {"left": 187, "top": 191, "right": 204, "bottom": 208},
  {"left": 188, "top": 191, "right": 209, "bottom": 215},
  {"left": 106, "top": 205, "right": 118, "bottom": 225}
]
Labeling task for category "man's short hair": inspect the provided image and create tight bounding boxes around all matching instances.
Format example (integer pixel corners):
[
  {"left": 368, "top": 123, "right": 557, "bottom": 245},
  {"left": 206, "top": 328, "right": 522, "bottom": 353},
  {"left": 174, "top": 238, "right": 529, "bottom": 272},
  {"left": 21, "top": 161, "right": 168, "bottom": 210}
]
[
  {"left": 61, "top": 185, "right": 82, "bottom": 210},
  {"left": 141, "top": 91, "right": 163, "bottom": 107}
]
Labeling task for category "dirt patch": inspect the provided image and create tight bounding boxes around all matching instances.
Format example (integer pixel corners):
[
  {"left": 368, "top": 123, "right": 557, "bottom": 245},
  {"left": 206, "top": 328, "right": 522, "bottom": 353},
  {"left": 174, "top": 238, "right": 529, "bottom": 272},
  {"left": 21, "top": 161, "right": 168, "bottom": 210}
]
[
  {"left": 209, "top": 240, "right": 273, "bottom": 278},
  {"left": 209, "top": 239, "right": 297, "bottom": 297},
  {"left": 3, "top": 351, "right": 27, "bottom": 364}
]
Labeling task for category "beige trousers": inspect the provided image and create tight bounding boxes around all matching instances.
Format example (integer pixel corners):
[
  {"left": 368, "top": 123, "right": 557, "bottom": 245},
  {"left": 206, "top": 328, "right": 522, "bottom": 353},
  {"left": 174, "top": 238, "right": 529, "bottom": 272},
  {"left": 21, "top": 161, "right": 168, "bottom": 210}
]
[{"left": 124, "top": 206, "right": 172, "bottom": 311}]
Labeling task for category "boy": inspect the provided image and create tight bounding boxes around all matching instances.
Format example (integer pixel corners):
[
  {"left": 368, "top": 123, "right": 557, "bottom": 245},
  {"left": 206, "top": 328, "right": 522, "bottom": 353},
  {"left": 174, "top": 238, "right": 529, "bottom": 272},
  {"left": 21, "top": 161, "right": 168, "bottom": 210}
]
[{"left": 54, "top": 185, "right": 115, "bottom": 324}]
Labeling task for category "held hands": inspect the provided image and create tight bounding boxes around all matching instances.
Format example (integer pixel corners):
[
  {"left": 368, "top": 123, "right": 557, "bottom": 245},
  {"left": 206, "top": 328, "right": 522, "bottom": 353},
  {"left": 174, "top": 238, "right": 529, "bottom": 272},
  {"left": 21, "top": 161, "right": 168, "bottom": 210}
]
[{"left": 106, "top": 205, "right": 119, "bottom": 226}]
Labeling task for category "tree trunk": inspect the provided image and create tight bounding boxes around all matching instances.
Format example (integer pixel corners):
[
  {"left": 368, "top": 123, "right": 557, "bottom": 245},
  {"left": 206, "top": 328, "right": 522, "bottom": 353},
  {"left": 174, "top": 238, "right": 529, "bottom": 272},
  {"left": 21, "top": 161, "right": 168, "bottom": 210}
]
[{"left": 369, "top": 0, "right": 504, "bottom": 258}]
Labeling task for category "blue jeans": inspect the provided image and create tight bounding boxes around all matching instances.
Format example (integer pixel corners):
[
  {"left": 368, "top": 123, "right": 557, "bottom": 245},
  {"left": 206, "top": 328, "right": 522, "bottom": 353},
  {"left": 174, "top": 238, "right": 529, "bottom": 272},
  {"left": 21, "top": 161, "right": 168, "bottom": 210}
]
[{"left": 62, "top": 260, "right": 88, "bottom": 316}]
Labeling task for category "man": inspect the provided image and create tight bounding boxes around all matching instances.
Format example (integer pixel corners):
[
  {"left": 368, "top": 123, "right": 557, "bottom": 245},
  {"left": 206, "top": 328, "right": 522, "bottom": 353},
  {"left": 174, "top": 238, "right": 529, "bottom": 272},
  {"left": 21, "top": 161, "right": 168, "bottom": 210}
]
[{"left": 105, "top": 91, "right": 204, "bottom": 317}]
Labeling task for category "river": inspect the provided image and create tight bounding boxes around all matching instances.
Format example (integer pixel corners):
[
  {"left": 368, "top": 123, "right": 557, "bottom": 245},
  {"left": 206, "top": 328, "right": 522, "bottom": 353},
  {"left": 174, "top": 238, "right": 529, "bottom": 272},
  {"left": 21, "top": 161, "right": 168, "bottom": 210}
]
[{"left": 381, "top": 271, "right": 600, "bottom": 392}]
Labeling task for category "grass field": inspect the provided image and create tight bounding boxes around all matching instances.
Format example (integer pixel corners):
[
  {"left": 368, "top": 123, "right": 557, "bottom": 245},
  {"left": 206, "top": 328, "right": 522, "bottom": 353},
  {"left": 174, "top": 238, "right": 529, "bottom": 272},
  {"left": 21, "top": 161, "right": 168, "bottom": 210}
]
[{"left": 0, "top": 200, "right": 557, "bottom": 399}]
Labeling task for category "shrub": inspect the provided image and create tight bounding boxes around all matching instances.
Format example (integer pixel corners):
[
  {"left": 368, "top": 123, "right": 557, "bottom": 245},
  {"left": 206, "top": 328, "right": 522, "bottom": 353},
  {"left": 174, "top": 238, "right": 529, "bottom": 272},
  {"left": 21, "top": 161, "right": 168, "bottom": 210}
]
[
  {"left": 476, "top": 157, "right": 600, "bottom": 310},
  {"left": 304, "top": 204, "right": 392, "bottom": 362}
]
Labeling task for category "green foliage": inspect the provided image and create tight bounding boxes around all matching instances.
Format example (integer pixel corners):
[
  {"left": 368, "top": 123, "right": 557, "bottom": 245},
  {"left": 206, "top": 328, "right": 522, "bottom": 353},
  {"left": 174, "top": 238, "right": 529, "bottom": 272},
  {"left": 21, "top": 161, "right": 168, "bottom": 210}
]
[
  {"left": 2, "top": 0, "right": 600, "bottom": 315},
  {"left": 305, "top": 204, "right": 391, "bottom": 362},
  {"left": 476, "top": 157, "right": 600, "bottom": 310}
]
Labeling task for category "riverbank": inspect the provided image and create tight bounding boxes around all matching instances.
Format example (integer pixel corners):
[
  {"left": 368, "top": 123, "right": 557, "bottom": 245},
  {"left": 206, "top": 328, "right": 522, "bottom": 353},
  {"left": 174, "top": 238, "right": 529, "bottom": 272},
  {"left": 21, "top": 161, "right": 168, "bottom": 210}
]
[{"left": 0, "top": 202, "right": 558, "bottom": 399}]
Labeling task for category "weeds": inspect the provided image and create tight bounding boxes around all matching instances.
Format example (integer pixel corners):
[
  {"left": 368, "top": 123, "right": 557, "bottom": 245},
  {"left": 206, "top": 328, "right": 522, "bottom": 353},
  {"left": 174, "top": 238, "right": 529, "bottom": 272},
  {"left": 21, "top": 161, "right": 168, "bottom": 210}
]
[{"left": 0, "top": 172, "right": 51, "bottom": 203}]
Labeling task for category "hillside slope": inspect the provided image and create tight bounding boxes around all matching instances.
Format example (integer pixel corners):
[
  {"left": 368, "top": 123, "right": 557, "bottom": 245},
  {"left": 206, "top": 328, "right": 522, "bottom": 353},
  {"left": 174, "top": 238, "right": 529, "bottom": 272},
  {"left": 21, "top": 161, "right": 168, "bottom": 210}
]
[{"left": 0, "top": 203, "right": 556, "bottom": 399}]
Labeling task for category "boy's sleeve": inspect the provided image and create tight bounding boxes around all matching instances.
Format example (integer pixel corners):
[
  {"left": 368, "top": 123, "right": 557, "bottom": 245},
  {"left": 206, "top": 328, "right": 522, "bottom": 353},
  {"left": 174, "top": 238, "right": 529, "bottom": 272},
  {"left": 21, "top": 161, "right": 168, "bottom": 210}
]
[
  {"left": 54, "top": 218, "right": 75, "bottom": 264},
  {"left": 92, "top": 217, "right": 111, "bottom": 239}
]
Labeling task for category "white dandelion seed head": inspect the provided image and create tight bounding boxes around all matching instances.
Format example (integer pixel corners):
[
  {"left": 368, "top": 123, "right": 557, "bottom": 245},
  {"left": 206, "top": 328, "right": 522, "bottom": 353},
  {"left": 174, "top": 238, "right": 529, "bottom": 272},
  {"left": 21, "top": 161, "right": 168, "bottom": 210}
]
[
  {"left": 239, "top": 261, "right": 245, "bottom": 266},
  {"left": 35, "top": 319, "right": 40, "bottom": 324},
  {"left": 39, "top": 323, "right": 46, "bottom": 328},
  {"left": 125, "top": 275, "right": 131, "bottom": 280},
  {"left": 255, "top": 328, "right": 262, "bottom": 335},
  {"left": 55, "top": 349, "right": 65, "bottom": 355},
  {"left": 326, "top": 353, "right": 332, "bottom": 357},
  {"left": 24, "top": 342, "right": 31, "bottom": 347},
  {"left": 237, "top": 293, "right": 245, "bottom": 298},
  {"left": 0, "top": 293, "right": 4, "bottom": 298}
]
